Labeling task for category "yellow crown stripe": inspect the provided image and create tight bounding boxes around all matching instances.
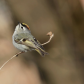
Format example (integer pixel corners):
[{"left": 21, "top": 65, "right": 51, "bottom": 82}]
[{"left": 22, "top": 23, "right": 30, "bottom": 30}]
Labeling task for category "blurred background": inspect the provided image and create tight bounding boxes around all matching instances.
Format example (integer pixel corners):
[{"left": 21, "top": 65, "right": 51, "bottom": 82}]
[{"left": 0, "top": 0, "right": 84, "bottom": 84}]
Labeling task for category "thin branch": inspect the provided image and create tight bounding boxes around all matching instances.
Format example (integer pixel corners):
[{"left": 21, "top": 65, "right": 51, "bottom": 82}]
[
  {"left": 0, "top": 52, "right": 24, "bottom": 70},
  {"left": 0, "top": 31, "right": 54, "bottom": 70},
  {"left": 19, "top": 32, "right": 54, "bottom": 46},
  {"left": 41, "top": 31, "right": 54, "bottom": 45}
]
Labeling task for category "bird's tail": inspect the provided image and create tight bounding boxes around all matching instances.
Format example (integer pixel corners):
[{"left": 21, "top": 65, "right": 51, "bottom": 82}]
[{"left": 35, "top": 47, "right": 48, "bottom": 56}]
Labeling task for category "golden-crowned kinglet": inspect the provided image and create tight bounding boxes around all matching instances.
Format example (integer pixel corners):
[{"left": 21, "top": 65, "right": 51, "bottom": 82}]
[{"left": 12, "top": 23, "right": 48, "bottom": 56}]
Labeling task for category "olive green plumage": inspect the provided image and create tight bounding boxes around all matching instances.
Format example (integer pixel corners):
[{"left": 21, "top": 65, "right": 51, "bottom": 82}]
[{"left": 12, "top": 23, "right": 48, "bottom": 56}]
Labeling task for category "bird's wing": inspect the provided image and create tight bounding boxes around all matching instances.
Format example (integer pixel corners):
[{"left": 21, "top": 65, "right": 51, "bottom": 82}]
[
  {"left": 31, "top": 38, "right": 44, "bottom": 50},
  {"left": 14, "top": 33, "right": 48, "bottom": 56},
  {"left": 14, "top": 33, "right": 44, "bottom": 49},
  {"left": 14, "top": 33, "right": 38, "bottom": 49}
]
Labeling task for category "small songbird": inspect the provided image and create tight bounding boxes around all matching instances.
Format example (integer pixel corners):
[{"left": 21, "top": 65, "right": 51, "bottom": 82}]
[{"left": 12, "top": 23, "right": 48, "bottom": 56}]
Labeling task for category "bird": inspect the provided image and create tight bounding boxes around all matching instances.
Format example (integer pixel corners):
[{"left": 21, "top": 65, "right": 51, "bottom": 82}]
[{"left": 12, "top": 23, "right": 48, "bottom": 56}]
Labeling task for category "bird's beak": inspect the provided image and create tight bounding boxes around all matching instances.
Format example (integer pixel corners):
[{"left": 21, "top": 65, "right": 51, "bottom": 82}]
[
  {"left": 19, "top": 23, "right": 20, "bottom": 28},
  {"left": 18, "top": 23, "right": 20, "bottom": 28},
  {"left": 18, "top": 22, "right": 20, "bottom": 27}
]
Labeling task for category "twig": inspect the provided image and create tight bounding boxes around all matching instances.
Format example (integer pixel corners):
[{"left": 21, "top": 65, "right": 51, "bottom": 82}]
[
  {"left": 0, "top": 31, "right": 54, "bottom": 70},
  {"left": 0, "top": 51, "right": 24, "bottom": 70},
  {"left": 19, "top": 32, "right": 54, "bottom": 46},
  {"left": 41, "top": 31, "right": 54, "bottom": 45}
]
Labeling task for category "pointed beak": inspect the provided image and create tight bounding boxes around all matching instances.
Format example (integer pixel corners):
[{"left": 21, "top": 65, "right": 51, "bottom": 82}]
[
  {"left": 17, "top": 22, "right": 20, "bottom": 27},
  {"left": 18, "top": 22, "right": 20, "bottom": 28}
]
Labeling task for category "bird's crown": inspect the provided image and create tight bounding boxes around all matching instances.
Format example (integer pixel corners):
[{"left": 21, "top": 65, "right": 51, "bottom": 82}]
[{"left": 21, "top": 23, "right": 30, "bottom": 30}]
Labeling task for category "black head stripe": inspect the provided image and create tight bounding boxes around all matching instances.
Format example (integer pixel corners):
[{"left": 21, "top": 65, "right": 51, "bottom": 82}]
[{"left": 21, "top": 23, "right": 30, "bottom": 30}]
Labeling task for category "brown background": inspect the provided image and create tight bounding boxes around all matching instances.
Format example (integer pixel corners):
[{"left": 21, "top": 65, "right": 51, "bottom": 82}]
[{"left": 0, "top": 0, "right": 84, "bottom": 84}]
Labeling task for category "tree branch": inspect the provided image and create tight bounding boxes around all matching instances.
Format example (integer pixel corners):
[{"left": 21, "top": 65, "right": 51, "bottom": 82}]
[{"left": 0, "top": 31, "right": 54, "bottom": 70}]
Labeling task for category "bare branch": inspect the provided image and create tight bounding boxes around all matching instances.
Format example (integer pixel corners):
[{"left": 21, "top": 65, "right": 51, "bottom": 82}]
[
  {"left": 41, "top": 31, "right": 54, "bottom": 45},
  {"left": 0, "top": 51, "right": 24, "bottom": 70},
  {"left": 0, "top": 31, "right": 54, "bottom": 70}
]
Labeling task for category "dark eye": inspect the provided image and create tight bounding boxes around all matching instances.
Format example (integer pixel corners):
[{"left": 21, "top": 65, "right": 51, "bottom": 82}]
[
  {"left": 21, "top": 26, "right": 23, "bottom": 29},
  {"left": 22, "top": 38, "right": 26, "bottom": 42}
]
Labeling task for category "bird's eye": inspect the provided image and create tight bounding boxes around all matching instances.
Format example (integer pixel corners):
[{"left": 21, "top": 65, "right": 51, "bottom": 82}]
[{"left": 21, "top": 26, "right": 23, "bottom": 29}]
